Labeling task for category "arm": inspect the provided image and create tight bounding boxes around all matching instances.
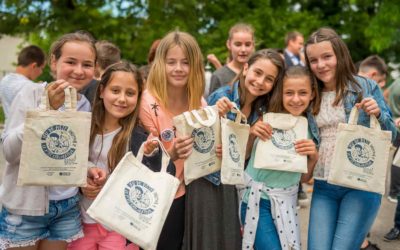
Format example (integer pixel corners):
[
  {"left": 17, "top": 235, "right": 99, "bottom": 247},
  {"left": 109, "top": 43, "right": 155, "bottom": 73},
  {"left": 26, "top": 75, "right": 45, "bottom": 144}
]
[
  {"left": 295, "top": 139, "right": 318, "bottom": 182},
  {"left": 207, "top": 54, "right": 223, "bottom": 70},
  {"left": 355, "top": 82, "right": 397, "bottom": 142}
]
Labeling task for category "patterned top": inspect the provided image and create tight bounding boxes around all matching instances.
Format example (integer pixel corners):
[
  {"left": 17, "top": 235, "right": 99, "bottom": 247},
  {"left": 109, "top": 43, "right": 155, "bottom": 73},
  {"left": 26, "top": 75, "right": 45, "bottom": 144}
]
[{"left": 313, "top": 91, "right": 346, "bottom": 179}]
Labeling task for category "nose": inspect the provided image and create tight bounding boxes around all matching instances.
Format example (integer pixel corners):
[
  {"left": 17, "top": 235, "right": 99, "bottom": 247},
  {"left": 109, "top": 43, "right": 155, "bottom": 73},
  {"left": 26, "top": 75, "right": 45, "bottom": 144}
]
[
  {"left": 317, "top": 59, "right": 325, "bottom": 69},
  {"left": 117, "top": 93, "right": 126, "bottom": 103},
  {"left": 292, "top": 93, "right": 301, "bottom": 102},
  {"left": 74, "top": 64, "right": 84, "bottom": 76},
  {"left": 174, "top": 62, "right": 183, "bottom": 72}
]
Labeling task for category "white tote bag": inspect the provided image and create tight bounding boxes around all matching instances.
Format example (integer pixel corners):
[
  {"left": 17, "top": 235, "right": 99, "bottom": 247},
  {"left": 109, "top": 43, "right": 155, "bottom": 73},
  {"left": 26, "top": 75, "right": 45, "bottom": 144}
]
[
  {"left": 220, "top": 104, "right": 250, "bottom": 185},
  {"left": 254, "top": 113, "right": 308, "bottom": 173},
  {"left": 173, "top": 106, "right": 221, "bottom": 185},
  {"left": 87, "top": 140, "right": 179, "bottom": 250},
  {"left": 391, "top": 145, "right": 400, "bottom": 168},
  {"left": 328, "top": 107, "right": 392, "bottom": 194},
  {"left": 18, "top": 87, "right": 90, "bottom": 186}
]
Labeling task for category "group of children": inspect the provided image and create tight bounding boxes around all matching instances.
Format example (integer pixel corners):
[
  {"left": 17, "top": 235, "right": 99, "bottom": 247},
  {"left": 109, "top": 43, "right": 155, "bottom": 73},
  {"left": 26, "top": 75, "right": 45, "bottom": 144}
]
[{"left": 0, "top": 23, "right": 396, "bottom": 250}]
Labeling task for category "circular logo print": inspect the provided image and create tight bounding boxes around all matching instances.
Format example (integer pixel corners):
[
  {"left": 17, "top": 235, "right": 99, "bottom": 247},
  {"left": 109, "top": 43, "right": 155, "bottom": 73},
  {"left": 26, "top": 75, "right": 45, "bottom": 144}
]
[
  {"left": 271, "top": 129, "right": 296, "bottom": 150},
  {"left": 124, "top": 180, "right": 158, "bottom": 215},
  {"left": 192, "top": 127, "right": 214, "bottom": 153},
  {"left": 228, "top": 134, "right": 240, "bottom": 163},
  {"left": 161, "top": 129, "right": 174, "bottom": 142},
  {"left": 346, "top": 138, "right": 376, "bottom": 168},
  {"left": 41, "top": 125, "right": 77, "bottom": 160}
]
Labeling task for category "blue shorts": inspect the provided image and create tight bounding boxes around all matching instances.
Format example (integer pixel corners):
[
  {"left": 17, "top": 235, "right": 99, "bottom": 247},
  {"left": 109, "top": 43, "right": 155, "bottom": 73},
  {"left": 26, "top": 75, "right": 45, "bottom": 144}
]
[{"left": 0, "top": 195, "right": 83, "bottom": 248}]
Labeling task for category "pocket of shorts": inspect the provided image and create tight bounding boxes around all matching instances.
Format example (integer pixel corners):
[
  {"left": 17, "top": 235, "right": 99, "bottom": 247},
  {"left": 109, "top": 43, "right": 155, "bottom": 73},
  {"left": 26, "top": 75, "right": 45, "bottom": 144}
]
[{"left": 3, "top": 210, "right": 23, "bottom": 233}]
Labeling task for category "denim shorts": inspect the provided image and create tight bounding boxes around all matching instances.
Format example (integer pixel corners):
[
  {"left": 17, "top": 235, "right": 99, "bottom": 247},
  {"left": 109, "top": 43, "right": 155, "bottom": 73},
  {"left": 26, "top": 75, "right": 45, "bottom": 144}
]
[{"left": 0, "top": 194, "right": 83, "bottom": 248}]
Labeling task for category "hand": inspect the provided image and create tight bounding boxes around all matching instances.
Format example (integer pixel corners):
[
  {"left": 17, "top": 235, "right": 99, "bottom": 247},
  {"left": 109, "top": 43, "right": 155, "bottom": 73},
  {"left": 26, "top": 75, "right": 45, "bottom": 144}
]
[
  {"left": 215, "top": 144, "right": 222, "bottom": 159},
  {"left": 395, "top": 117, "right": 400, "bottom": 127},
  {"left": 216, "top": 97, "right": 234, "bottom": 117},
  {"left": 295, "top": 139, "right": 318, "bottom": 162},
  {"left": 207, "top": 54, "right": 222, "bottom": 69},
  {"left": 355, "top": 97, "right": 381, "bottom": 117},
  {"left": 250, "top": 120, "right": 273, "bottom": 141},
  {"left": 144, "top": 128, "right": 160, "bottom": 155},
  {"left": 169, "top": 135, "right": 193, "bottom": 161},
  {"left": 87, "top": 167, "right": 107, "bottom": 186},
  {"left": 47, "top": 79, "right": 69, "bottom": 109},
  {"left": 81, "top": 179, "right": 103, "bottom": 199}
]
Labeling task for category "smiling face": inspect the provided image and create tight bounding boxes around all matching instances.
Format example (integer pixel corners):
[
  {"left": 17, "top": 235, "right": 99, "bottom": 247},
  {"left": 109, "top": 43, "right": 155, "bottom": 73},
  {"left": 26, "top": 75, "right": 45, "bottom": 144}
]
[
  {"left": 100, "top": 71, "right": 139, "bottom": 123},
  {"left": 227, "top": 31, "right": 255, "bottom": 65},
  {"left": 306, "top": 41, "right": 338, "bottom": 90},
  {"left": 51, "top": 41, "right": 95, "bottom": 91},
  {"left": 165, "top": 45, "right": 190, "bottom": 89},
  {"left": 282, "top": 76, "right": 314, "bottom": 116},
  {"left": 243, "top": 58, "right": 278, "bottom": 100}
]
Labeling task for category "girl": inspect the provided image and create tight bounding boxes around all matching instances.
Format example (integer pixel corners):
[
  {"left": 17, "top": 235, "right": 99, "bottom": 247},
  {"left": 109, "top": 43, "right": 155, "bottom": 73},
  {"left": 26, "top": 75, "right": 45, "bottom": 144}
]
[
  {"left": 139, "top": 31, "right": 206, "bottom": 249},
  {"left": 209, "top": 23, "right": 255, "bottom": 94},
  {"left": 305, "top": 27, "right": 397, "bottom": 249},
  {"left": 0, "top": 32, "right": 104, "bottom": 250},
  {"left": 183, "top": 49, "right": 285, "bottom": 250},
  {"left": 240, "top": 66, "right": 319, "bottom": 250},
  {"left": 68, "top": 61, "right": 159, "bottom": 249}
]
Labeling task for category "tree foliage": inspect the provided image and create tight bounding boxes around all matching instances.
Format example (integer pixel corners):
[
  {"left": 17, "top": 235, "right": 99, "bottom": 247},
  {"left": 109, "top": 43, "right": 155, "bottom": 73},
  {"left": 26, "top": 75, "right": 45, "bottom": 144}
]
[{"left": 1, "top": 0, "right": 399, "bottom": 80}]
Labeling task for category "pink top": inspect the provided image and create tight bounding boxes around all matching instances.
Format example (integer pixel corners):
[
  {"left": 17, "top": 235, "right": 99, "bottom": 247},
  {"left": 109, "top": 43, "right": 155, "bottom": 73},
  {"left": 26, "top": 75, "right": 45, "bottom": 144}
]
[{"left": 139, "top": 90, "right": 207, "bottom": 198}]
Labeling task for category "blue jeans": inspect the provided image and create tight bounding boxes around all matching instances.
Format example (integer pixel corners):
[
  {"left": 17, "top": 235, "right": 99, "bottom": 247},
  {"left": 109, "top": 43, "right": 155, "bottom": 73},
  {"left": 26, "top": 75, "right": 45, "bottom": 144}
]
[
  {"left": 241, "top": 199, "right": 281, "bottom": 250},
  {"left": 0, "top": 195, "right": 82, "bottom": 247},
  {"left": 308, "top": 180, "right": 381, "bottom": 250}
]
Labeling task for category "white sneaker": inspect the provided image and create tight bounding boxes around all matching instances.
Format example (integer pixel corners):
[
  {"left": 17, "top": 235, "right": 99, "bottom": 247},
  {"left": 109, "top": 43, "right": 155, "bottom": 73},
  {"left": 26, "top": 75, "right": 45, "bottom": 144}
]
[{"left": 388, "top": 195, "right": 398, "bottom": 203}]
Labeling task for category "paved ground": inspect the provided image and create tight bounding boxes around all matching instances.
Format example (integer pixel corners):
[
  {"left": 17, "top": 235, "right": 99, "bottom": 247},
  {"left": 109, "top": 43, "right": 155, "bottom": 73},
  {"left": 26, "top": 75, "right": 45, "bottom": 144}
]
[{"left": 0, "top": 141, "right": 399, "bottom": 249}]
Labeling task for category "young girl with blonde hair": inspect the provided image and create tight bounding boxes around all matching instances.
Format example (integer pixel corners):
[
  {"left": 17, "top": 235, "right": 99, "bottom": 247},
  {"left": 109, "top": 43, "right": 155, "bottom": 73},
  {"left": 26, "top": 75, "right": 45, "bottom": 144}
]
[{"left": 139, "top": 30, "right": 206, "bottom": 249}]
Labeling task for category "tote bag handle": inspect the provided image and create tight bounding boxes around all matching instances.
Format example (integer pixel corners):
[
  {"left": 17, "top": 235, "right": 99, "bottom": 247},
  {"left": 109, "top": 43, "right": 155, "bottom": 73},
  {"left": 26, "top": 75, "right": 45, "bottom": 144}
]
[
  {"left": 39, "top": 86, "right": 78, "bottom": 111},
  {"left": 348, "top": 106, "right": 381, "bottom": 131},
  {"left": 227, "top": 103, "right": 247, "bottom": 124},
  {"left": 136, "top": 138, "right": 171, "bottom": 173},
  {"left": 191, "top": 106, "right": 217, "bottom": 127}
]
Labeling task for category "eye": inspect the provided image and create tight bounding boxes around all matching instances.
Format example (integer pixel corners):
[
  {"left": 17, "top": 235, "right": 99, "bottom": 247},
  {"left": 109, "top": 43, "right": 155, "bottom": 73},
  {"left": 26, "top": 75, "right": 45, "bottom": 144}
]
[
  {"left": 111, "top": 88, "right": 119, "bottom": 94},
  {"left": 126, "top": 90, "right": 137, "bottom": 97},
  {"left": 84, "top": 63, "right": 94, "bottom": 68}
]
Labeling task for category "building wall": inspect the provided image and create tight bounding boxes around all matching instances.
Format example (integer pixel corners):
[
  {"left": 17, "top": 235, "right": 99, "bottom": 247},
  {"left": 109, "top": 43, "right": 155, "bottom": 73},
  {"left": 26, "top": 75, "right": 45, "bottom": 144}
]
[{"left": 0, "top": 36, "right": 26, "bottom": 79}]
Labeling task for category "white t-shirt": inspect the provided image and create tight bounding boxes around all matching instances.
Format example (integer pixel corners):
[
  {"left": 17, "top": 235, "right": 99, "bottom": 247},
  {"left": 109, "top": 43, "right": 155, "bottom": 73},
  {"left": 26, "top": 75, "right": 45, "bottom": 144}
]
[
  {"left": 80, "top": 127, "right": 121, "bottom": 224},
  {"left": 0, "top": 73, "right": 34, "bottom": 122}
]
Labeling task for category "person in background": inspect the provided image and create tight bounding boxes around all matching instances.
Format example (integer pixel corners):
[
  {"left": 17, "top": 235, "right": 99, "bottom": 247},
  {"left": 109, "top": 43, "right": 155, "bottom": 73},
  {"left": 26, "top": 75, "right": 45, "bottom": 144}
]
[
  {"left": 284, "top": 31, "right": 305, "bottom": 68},
  {"left": 81, "top": 40, "right": 121, "bottom": 104},
  {"left": 0, "top": 45, "right": 45, "bottom": 123},
  {"left": 209, "top": 22, "right": 255, "bottom": 95}
]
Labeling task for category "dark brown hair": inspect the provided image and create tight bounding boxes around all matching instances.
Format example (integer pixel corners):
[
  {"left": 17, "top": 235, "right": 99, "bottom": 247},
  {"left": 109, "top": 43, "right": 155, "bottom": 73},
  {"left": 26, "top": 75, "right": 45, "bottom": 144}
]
[
  {"left": 90, "top": 60, "right": 143, "bottom": 173},
  {"left": 304, "top": 27, "right": 361, "bottom": 113},
  {"left": 232, "top": 49, "right": 285, "bottom": 116},
  {"left": 17, "top": 45, "right": 46, "bottom": 67},
  {"left": 359, "top": 55, "right": 388, "bottom": 77},
  {"left": 269, "top": 66, "right": 320, "bottom": 115}
]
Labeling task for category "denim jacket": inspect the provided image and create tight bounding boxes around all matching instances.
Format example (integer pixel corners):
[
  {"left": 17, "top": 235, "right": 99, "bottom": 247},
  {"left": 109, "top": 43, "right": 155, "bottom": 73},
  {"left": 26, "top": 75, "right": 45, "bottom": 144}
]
[
  {"left": 205, "top": 81, "right": 263, "bottom": 185},
  {"left": 307, "top": 76, "right": 397, "bottom": 148}
]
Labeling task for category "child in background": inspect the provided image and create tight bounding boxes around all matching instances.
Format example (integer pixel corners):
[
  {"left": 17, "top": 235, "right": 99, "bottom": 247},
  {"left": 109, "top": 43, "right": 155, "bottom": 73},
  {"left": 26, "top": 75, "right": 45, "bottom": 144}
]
[
  {"left": 209, "top": 23, "right": 255, "bottom": 94},
  {"left": 183, "top": 49, "right": 285, "bottom": 250},
  {"left": 240, "top": 66, "right": 319, "bottom": 250},
  {"left": 305, "top": 27, "right": 396, "bottom": 249},
  {"left": 68, "top": 61, "right": 159, "bottom": 249},
  {"left": 139, "top": 31, "right": 206, "bottom": 250},
  {"left": 81, "top": 40, "right": 122, "bottom": 104},
  {"left": 0, "top": 32, "right": 104, "bottom": 250}
]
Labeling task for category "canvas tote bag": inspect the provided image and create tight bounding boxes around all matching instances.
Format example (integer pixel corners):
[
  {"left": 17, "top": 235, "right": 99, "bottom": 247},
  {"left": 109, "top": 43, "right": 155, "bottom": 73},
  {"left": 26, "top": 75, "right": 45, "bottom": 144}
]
[
  {"left": 254, "top": 113, "right": 308, "bottom": 173},
  {"left": 328, "top": 107, "right": 392, "bottom": 194},
  {"left": 17, "top": 87, "right": 90, "bottom": 186},
  {"left": 220, "top": 104, "right": 250, "bottom": 185},
  {"left": 173, "top": 106, "right": 221, "bottom": 184},
  {"left": 87, "top": 140, "right": 179, "bottom": 250}
]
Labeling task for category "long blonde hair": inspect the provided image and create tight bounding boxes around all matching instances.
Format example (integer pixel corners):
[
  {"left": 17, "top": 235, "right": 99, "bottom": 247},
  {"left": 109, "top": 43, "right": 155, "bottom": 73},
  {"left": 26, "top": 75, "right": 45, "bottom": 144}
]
[
  {"left": 90, "top": 61, "right": 143, "bottom": 172},
  {"left": 147, "top": 31, "right": 204, "bottom": 110}
]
